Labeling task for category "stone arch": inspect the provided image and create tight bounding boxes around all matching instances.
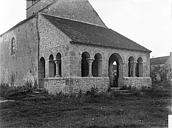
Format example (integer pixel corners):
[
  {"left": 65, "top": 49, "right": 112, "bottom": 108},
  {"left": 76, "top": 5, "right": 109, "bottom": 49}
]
[
  {"left": 128, "top": 56, "right": 134, "bottom": 77},
  {"left": 55, "top": 53, "right": 62, "bottom": 77},
  {"left": 136, "top": 57, "right": 143, "bottom": 77},
  {"left": 49, "top": 54, "right": 55, "bottom": 77},
  {"left": 108, "top": 53, "right": 123, "bottom": 87},
  {"left": 39, "top": 57, "right": 45, "bottom": 78},
  {"left": 81, "top": 52, "right": 90, "bottom": 77},
  {"left": 92, "top": 53, "right": 102, "bottom": 77}
]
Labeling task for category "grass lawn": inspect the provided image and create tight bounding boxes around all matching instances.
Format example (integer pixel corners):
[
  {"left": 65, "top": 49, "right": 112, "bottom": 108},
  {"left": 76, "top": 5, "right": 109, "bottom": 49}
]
[{"left": 0, "top": 90, "right": 171, "bottom": 128}]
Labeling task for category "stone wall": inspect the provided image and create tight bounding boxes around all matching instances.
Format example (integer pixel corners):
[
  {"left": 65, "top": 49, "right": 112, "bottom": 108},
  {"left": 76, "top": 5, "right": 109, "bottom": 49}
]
[
  {"left": 123, "top": 77, "right": 152, "bottom": 89},
  {"left": 70, "top": 43, "right": 150, "bottom": 78},
  {"left": 38, "top": 14, "right": 72, "bottom": 79},
  {"left": 0, "top": 17, "right": 39, "bottom": 86},
  {"left": 43, "top": 77, "right": 109, "bottom": 94}
]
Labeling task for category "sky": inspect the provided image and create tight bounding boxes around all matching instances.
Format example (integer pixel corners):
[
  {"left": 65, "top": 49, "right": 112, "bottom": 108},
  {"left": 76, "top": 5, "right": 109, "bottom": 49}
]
[{"left": 0, "top": 0, "right": 172, "bottom": 58}]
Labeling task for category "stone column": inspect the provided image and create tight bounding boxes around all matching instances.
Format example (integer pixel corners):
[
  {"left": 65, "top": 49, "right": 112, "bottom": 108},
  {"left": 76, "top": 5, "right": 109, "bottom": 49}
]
[
  {"left": 49, "top": 60, "right": 54, "bottom": 77},
  {"left": 98, "top": 59, "right": 102, "bottom": 77},
  {"left": 139, "top": 62, "right": 143, "bottom": 77},
  {"left": 126, "top": 62, "right": 129, "bottom": 77},
  {"left": 87, "top": 58, "right": 94, "bottom": 77},
  {"left": 143, "top": 62, "right": 146, "bottom": 77},
  {"left": 45, "top": 60, "right": 49, "bottom": 78},
  {"left": 133, "top": 61, "right": 137, "bottom": 77},
  {"left": 55, "top": 59, "right": 60, "bottom": 77}
]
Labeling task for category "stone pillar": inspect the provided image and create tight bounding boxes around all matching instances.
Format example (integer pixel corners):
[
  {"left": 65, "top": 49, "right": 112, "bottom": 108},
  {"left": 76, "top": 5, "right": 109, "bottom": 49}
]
[
  {"left": 139, "top": 62, "right": 143, "bottom": 77},
  {"left": 98, "top": 59, "right": 102, "bottom": 77},
  {"left": 87, "top": 58, "right": 94, "bottom": 77},
  {"left": 49, "top": 60, "right": 55, "bottom": 77},
  {"left": 45, "top": 60, "right": 49, "bottom": 78},
  {"left": 109, "top": 62, "right": 113, "bottom": 86},
  {"left": 133, "top": 61, "right": 137, "bottom": 77},
  {"left": 55, "top": 59, "right": 61, "bottom": 77},
  {"left": 122, "top": 62, "right": 127, "bottom": 77},
  {"left": 143, "top": 62, "right": 146, "bottom": 77}
]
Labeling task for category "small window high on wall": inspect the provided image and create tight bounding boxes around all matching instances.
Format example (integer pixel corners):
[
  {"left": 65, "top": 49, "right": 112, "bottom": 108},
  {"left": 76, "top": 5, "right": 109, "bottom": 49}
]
[{"left": 11, "top": 37, "right": 16, "bottom": 55}]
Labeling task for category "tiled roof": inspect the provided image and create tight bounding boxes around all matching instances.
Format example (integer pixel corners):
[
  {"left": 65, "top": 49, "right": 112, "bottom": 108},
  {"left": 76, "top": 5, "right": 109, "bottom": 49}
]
[
  {"left": 43, "top": 14, "right": 151, "bottom": 53},
  {"left": 151, "top": 56, "right": 169, "bottom": 65}
]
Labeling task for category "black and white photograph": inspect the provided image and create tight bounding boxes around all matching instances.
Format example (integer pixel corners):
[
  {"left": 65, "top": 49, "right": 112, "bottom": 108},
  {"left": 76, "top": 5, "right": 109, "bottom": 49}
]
[{"left": 0, "top": 0, "right": 172, "bottom": 127}]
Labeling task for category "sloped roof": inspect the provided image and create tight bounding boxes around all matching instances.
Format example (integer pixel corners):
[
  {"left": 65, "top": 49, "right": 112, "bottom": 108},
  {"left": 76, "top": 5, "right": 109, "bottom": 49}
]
[
  {"left": 151, "top": 56, "right": 169, "bottom": 65},
  {"left": 43, "top": 14, "right": 151, "bottom": 53}
]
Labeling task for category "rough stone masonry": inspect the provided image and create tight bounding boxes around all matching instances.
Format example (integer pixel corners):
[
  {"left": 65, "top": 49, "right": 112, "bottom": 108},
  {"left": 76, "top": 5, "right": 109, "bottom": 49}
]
[{"left": 0, "top": 0, "right": 152, "bottom": 94}]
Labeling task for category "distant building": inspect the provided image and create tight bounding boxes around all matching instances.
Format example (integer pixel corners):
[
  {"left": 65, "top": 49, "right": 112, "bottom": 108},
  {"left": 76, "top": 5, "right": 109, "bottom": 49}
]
[
  {"left": 151, "top": 52, "right": 172, "bottom": 82},
  {"left": 0, "top": 0, "right": 152, "bottom": 94}
]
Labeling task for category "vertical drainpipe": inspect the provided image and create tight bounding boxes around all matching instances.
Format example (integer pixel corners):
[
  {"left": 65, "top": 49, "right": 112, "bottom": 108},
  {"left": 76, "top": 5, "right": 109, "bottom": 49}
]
[{"left": 36, "top": 14, "right": 40, "bottom": 88}]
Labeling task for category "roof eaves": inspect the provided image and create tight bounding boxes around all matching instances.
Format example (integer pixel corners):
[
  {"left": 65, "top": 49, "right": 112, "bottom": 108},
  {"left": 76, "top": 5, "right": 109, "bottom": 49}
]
[
  {"left": 110, "top": 29, "right": 152, "bottom": 53},
  {"left": 70, "top": 41, "right": 151, "bottom": 53}
]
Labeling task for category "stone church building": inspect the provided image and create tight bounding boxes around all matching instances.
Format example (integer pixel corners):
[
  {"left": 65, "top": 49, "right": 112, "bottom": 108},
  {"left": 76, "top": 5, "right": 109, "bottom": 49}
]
[{"left": 0, "top": 0, "right": 151, "bottom": 94}]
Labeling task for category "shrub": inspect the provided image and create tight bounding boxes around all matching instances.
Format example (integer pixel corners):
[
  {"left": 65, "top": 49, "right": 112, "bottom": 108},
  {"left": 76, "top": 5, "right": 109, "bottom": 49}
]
[
  {"left": 144, "top": 87, "right": 171, "bottom": 98},
  {"left": 86, "top": 87, "right": 98, "bottom": 98},
  {"left": 0, "top": 83, "right": 10, "bottom": 98},
  {"left": 0, "top": 82, "right": 36, "bottom": 99}
]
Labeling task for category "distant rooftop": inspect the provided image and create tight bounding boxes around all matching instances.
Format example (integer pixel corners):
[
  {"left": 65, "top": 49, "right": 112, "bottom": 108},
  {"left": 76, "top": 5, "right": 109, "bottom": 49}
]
[{"left": 151, "top": 56, "right": 169, "bottom": 65}]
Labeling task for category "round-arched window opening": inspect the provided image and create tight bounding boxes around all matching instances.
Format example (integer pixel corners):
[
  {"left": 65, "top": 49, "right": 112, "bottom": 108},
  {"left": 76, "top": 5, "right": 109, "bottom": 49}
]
[{"left": 11, "top": 37, "right": 16, "bottom": 55}]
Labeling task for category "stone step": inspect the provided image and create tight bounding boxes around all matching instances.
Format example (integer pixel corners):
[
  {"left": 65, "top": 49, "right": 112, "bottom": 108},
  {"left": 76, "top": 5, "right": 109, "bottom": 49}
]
[
  {"left": 110, "top": 87, "right": 121, "bottom": 90},
  {"left": 111, "top": 88, "right": 131, "bottom": 93},
  {"left": 110, "top": 87, "right": 134, "bottom": 96}
]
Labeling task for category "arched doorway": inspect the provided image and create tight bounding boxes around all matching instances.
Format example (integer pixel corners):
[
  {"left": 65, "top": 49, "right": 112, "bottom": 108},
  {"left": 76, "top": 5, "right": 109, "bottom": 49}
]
[
  {"left": 81, "top": 52, "right": 90, "bottom": 77},
  {"left": 109, "top": 53, "right": 123, "bottom": 87}
]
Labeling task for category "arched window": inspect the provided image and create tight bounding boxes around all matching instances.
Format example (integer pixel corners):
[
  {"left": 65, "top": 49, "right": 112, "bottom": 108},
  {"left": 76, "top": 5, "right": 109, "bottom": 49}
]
[
  {"left": 92, "top": 53, "right": 102, "bottom": 77},
  {"left": 136, "top": 57, "right": 143, "bottom": 77},
  {"left": 11, "top": 37, "right": 16, "bottom": 55},
  {"left": 81, "top": 52, "right": 90, "bottom": 77},
  {"left": 39, "top": 57, "right": 45, "bottom": 78},
  {"left": 49, "top": 55, "right": 55, "bottom": 77},
  {"left": 55, "top": 53, "right": 62, "bottom": 77},
  {"left": 128, "top": 57, "right": 134, "bottom": 77}
]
